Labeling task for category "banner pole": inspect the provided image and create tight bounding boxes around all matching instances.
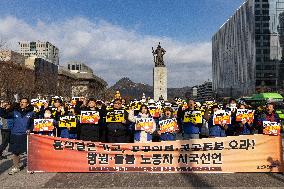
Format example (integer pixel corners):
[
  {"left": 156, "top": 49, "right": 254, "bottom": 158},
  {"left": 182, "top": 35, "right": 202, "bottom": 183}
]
[{"left": 280, "top": 133, "right": 284, "bottom": 174}]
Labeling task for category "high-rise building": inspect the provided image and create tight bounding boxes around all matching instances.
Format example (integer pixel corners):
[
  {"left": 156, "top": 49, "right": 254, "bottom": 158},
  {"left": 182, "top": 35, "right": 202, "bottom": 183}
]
[
  {"left": 18, "top": 41, "right": 59, "bottom": 65},
  {"left": 197, "top": 81, "right": 213, "bottom": 101},
  {"left": 212, "top": 0, "right": 284, "bottom": 97}
]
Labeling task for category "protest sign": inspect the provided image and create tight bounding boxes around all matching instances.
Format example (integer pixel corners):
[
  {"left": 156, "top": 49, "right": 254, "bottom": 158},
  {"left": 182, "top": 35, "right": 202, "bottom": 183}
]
[
  {"left": 213, "top": 110, "right": 231, "bottom": 125},
  {"left": 106, "top": 110, "right": 125, "bottom": 123},
  {"left": 59, "top": 116, "right": 77, "bottom": 127},
  {"left": 159, "top": 118, "right": 178, "bottom": 133},
  {"left": 148, "top": 106, "right": 160, "bottom": 118},
  {"left": 263, "top": 121, "right": 281, "bottom": 136},
  {"left": 33, "top": 119, "right": 54, "bottom": 132},
  {"left": 80, "top": 111, "right": 100, "bottom": 124},
  {"left": 171, "top": 105, "right": 179, "bottom": 118},
  {"left": 130, "top": 101, "right": 142, "bottom": 111},
  {"left": 135, "top": 118, "right": 155, "bottom": 131},
  {"left": 183, "top": 111, "right": 202, "bottom": 124},
  {"left": 236, "top": 109, "right": 255, "bottom": 123}
]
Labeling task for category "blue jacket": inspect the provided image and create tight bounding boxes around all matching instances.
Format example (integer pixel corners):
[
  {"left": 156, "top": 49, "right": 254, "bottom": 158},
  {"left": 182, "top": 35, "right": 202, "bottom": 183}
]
[
  {"left": 237, "top": 122, "right": 252, "bottom": 135},
  {"left": 208, "top": 115, "right": 226, "bottom": 137},
  {"left": 180, "top": 109, "right": 201, "bottom": 134},
  {"left": 182, "top": 122, "right": 200, "bottom": 134},
  {"left": 0, "top": 117, "right": 13, "bottom": 130},
  {"left": 0, "top": 107, "right": 34, "bottom": 135}
]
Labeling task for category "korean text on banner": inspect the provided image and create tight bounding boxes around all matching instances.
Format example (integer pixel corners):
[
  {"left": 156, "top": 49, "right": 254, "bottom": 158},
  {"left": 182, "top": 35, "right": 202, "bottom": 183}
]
[{"left": 28, "top": 134, "right": 283, "bottom": 173}]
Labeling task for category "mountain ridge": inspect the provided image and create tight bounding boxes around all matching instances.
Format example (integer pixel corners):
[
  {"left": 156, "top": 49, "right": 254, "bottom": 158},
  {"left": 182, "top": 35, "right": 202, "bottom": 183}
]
[{"left": 107, "top": 77, "right": 192, "bottom": 100}]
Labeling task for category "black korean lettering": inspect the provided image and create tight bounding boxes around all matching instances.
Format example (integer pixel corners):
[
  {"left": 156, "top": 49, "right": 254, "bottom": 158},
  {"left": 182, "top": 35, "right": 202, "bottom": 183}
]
[
  {"left": 203, "top": 143, "right": 214, "bottom": 151},
  {"left": 87, "top": 143, "right": 96, "bottom": 151},
  {"left": 141, "top": 155, "right": 151, "bottom": 164},
  {"left": 98, "top": 154, "right": 109, "bottom": 164},
  {"left": 132, "top": 146, "right": 140, "bottom": 152},
  {"left": 180, "top": 144, "right": 190, "bottom": 151},
  {"left": 88, "top": 152, "right": 97, "bottom": 165},
  {"left": 114, "top": 154, "right": 124, "bottom": 164},
  {"left": 125, "top": 155, "right": 135, "bottom": 164},
  {"left": 76, "top": 142, "right": 85, "bottom": 151},
  {"left": 152, "top": 154, "right": 162, "bottom": 165},
  {"left": 178, "top": 154, "right": 188, "bottom": 164},
  {"left": 164, "top": 145, "right": 174, "bottom": 151},
  {"left": 111, "top": 145, "right": 122, "bottom": 151},
  {"left": 200, "top": 153, "right": 211, "bottom": 164},
  {"left": 239, "top": 139, "right": 255, "bottom": 150},
  {"left": 53, "top": 140, "right": 63, "bottom": 150},
  {"left": 163, "top": 154, "right": 173, "bottom": 164},
  {"left": 229, "top": 140, "right": 239, "bottom": 149},
  {"left": 152, "top": 146, "right": 163, "bottom": 151},
  {"left": 211, "top": 153, "right": 222, "bottom": 164},
  {"left": 64, "top": 141, "right": 74, "bottom": 150},
  {"left": 141, "top": 146, "right": 151, "bottom": 152},
  {"left": 214, "top": 142, "right": 224, "bottom": 150},
  {"left": 189, "top": 154, "right": 199, "bottom": 164},
  {"left": 99, "top": 144, "right": 110, "bottom": 151},
  {"left": 191, "top": 143, "right": 202, "bottom": 151}
]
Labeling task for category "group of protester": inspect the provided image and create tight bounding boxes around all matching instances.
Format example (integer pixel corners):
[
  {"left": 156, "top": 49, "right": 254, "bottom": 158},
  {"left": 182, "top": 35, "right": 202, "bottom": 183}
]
[{"left": 0, "top": 94, "right": 282, "bottom": 175}]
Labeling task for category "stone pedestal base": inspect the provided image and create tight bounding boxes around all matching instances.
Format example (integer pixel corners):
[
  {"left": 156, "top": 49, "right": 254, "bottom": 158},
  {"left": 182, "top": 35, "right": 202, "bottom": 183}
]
[{"left": 153, "top": 67, "right": 167, "bottom": 101}]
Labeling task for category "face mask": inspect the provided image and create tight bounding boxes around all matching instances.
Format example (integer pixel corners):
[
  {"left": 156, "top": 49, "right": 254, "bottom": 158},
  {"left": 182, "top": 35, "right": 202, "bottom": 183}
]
[
  {"left": 44, "top": 113, "right": 51, "bottom": 118},
  {"left": 230, "top": 103, "right": 237, "bottom": 108}
]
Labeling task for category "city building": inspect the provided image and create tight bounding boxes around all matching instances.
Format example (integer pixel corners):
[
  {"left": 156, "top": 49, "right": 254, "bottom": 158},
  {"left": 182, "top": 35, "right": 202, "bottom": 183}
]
[
  {"left": 184, "top": 86, "right": 198, "bottom": 100},
  {"left": 67, "top": 62, "right": 107, "bottom": 98},
  {"left": 0, "top": 50, "right": 25, "bottom": 64},
  {"left": 197, "top": 81, "right": 213, "bottom": 101},
  {"left": 67, "top": 62, "right": 93, "bottom": 74},
  {"left": 212, "top": 0, "right": 284, "bottom": 98},
  {"left": 18, "top": 41, "right": 59, "bottom": 65}
]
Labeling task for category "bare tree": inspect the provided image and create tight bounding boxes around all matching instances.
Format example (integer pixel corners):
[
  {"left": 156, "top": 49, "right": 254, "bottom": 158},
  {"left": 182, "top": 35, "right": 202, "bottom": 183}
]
[{"left": 0, "top": 36, "right": 8, "bottom": 62}]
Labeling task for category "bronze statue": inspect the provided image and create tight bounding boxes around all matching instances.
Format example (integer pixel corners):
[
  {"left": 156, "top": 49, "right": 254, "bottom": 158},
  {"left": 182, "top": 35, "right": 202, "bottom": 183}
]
[{"left": 152, "top": 42, "right": 166, "bottom": 67}]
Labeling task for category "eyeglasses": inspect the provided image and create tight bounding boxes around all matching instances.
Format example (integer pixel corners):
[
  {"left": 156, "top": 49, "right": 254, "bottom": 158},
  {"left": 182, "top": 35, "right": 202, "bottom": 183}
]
[{"left": 114, "top": 103, "right": 122, "bottom": 105}]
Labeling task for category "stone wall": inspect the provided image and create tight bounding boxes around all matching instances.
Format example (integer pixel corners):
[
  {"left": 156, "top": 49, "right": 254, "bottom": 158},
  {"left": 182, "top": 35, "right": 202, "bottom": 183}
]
[
  {"left": 34, "top": 58, "right": 58, "bottom": 96},
  {"left": 0, "top": 60, "right": 107, "bottom": 100}
]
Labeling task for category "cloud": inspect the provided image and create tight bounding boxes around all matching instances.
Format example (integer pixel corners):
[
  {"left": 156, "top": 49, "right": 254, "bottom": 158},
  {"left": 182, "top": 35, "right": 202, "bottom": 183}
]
[{"left": 0, "top": 16, "right": 212, "bottom": 87}]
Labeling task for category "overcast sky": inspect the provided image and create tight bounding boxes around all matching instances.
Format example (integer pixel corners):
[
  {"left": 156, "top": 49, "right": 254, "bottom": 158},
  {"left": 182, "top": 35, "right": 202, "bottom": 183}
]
[{"left": 0, "top": 0, "right": 245, "bottom": 87}]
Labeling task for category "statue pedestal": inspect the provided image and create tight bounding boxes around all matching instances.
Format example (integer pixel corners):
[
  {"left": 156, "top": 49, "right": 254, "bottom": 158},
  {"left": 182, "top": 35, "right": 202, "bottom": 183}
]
[{"left": 153, "top": 67, "right": 167, "bottom": 101}]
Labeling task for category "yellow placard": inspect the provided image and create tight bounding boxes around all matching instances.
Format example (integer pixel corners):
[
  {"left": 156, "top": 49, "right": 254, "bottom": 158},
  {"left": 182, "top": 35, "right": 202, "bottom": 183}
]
[
  {"left": 130, "top": 101, "right": 142, "bottom": 111},
  {"left": 183, "top": 111, "right": 202, "bottom": 124},
  {"left": 59, "top": 116, "right": 77, "bottom": 127},
  {"left": 106, "top": 110, "right": 125, "bottom": 123}
]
